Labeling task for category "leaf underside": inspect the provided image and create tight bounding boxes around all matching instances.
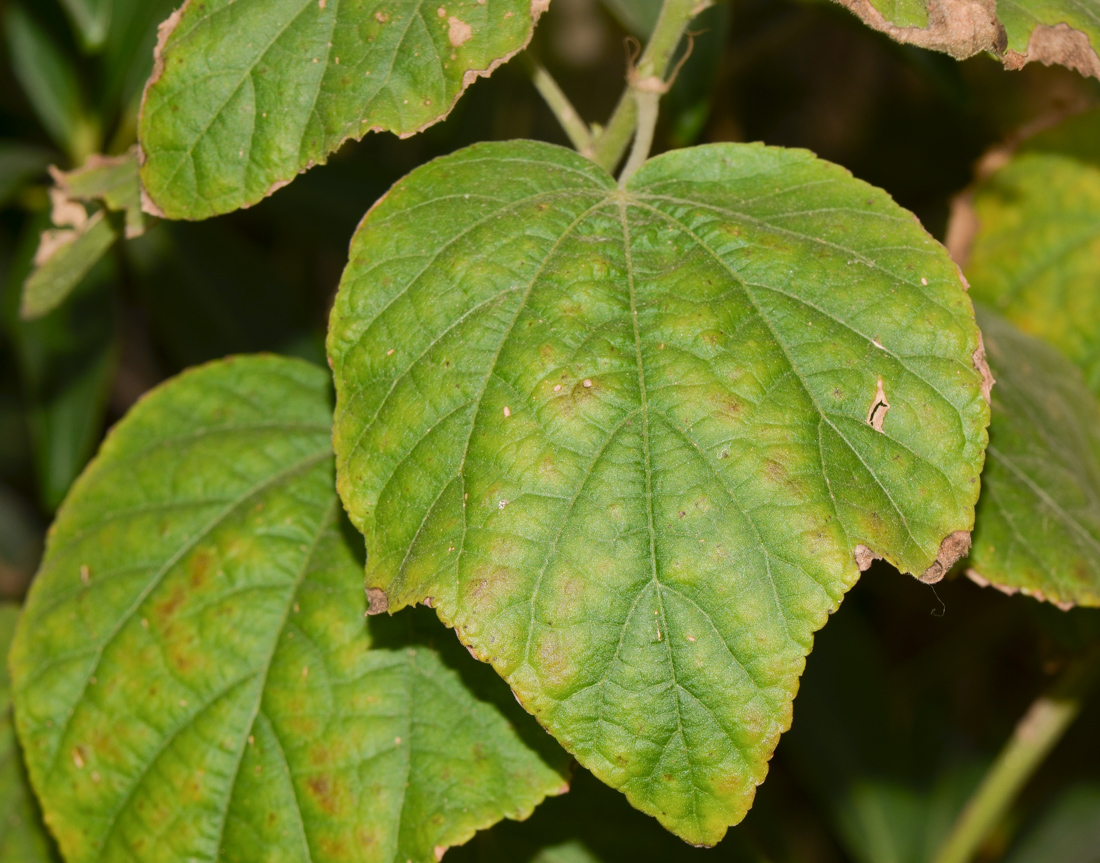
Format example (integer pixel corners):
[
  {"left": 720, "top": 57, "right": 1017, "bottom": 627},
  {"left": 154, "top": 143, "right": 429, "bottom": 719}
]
[
  {"left": 832, "top": 0, "right": 1100, "bottom": 79},
  {"left": 10, "top": 356, "right": 567, "bottom": 863},
  {"left": 327, "top": 140, "right": 989, "bottom": 845},
  {"left": 138, "top": 0, "right": 547, "bottom": 220},
  {"left": 960, "top": 107, "right": 1100, "bottom": 397},
  {"left": 968, "top": 308, "right": 1100, "bottom": 609}
]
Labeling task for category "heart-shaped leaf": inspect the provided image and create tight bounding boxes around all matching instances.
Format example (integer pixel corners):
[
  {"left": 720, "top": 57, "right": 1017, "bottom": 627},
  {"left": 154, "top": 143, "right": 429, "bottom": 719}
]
[
  {"left": 833, "top": 0, "right": 1100, "bottom": 78},
  {"left": 10, "top": 356, "right": 568, "bottom": 863},
  {"left": 967, "top": 307, "right": 1100, "bottom": 609},
  {"left": 138, "top": 0, "right": 550, "bottom": 220},
  {"left": 327, "top": 140, "right": 990, "bottom": 845},
  {"left": 953, "top": 108, "right": 1100, "bottom": 396}
]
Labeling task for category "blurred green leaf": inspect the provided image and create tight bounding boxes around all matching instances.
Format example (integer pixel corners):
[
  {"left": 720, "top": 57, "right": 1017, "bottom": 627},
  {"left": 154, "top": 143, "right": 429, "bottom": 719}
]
[
  {"left": 960, "top": 107, "right": 1100, "bottom": 396},
  {"left": 54, "top": 147, "right": 145, "bottom": 237},
  {"left": 1004, "top": 784, "right": 1100, "bottom": 863},
  {"left": 0, "top": 604, "right": 60, "bottom": 862},
  {"left": 2, "top": 214, "right": 118, "bottom": 511},
  {"left": 967, "top": 307, "right": 1100, "bottom": 609},
  {"left": 0, "top": 144, "right": 53, "bottom": 209},
  {"left": 59, "top": 0, "right": 111, "bottom": 54},
  {"left": 21, "top": 211, "right": 119, "bottom": 320},
  {"left": 3, "top": 5, "right": 97, "bottom": 161}
]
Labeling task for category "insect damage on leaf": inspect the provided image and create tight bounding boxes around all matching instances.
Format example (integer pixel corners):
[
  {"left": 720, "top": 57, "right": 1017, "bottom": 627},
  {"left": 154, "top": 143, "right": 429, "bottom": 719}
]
[{"left": 832, "top": 0, "right": 1100, "bottom": 80}]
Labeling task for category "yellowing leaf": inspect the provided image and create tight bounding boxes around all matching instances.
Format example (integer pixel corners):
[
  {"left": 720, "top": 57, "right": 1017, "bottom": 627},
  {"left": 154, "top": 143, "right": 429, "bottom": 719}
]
[
  {"left": 328, "top": 140, "right": 990, "bottom": 845},
  {"left": 11, "top": 356, "right": 568, "bottom": 863}
]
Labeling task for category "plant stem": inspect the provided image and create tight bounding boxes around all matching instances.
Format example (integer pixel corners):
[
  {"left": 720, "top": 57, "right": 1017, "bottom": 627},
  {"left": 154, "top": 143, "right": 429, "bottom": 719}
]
[
  {"left": 931, "top": 641, "right": 1100, "bottom": 863},
  {"left": 523, "top": 54, "right": 593, "bottom": 153},
  {"left": 590, "top": 0, "right": 707, "bottom": 173},
  {"left": 617, "top": 90, "right": 659, "bottom": 185}
]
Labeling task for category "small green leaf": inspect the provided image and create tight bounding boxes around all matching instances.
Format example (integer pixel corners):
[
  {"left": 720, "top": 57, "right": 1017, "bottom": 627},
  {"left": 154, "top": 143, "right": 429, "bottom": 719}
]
[
  {"left": 328, "top": 140, "right": 990, "bottom": 845},
  {"left": 968, "top": 307, "right": 1100, "bottom": 609},
  {"left": 138, "top": 0, "right": 550, "bottom": 220},
  {"left": 0, "top": 605, "right": 61, "bottom": 862},
  {"left": 832, "top": 0, "right": 1100, "bottom": 77},
  {"left": 959, "top": 108, "right": 1100, "bottom": 396},
  {"left": 56, "top": 148, "right": 147, "bottom": 239},
  {"left": 11, "top": 355, "right": 568, "bottom": 863},
  {"left": 21, "top": 213, "right": 120, "bottom": 320}
]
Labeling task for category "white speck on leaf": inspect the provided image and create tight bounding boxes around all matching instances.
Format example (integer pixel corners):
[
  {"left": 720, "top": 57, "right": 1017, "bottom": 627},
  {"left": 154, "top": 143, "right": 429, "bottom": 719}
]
[
  {"left": 583, "top": 379, "right": 593, "bottom": 388},
  {"left": 503, "top": 406, "right": 511, "bottom": 417},
  {"left": 921, "top": 277, "right": 928, "bottom": 285}
]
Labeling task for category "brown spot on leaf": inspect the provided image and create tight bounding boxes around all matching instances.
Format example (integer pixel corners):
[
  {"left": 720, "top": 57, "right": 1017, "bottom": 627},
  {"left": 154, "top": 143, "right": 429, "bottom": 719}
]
[
  {"left": 1004, "top": 23, "right": 1100, "bottom": 79},
  {"left": 866, "top": 377, "right": 890, "bottom": 432},
  {"left": 972, "top": 332, "right": 994, "bottom": 405},
  {"left": 366, "top": 587, "right": 389, "bottom": 615},
  {"left": 919, "top": 530, "right": 971, "bottom": 583},
  {"left": 854, "top": 545, "right": 880, "bottom": 571},
  {"left": 834, "top": 0, "right": 1003, "bottom": 60},
  {"left": 307, "top": 776, "right": 338, "bottom": 814},
  {"left": 448, "top": 16, "right": 473, "bottom": 46}
]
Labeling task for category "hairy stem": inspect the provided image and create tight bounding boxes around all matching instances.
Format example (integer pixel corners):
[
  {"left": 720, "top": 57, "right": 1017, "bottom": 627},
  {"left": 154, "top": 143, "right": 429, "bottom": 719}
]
[
  {"left": 932, "top": 641, "right": 1100, "bottom": 863},
  {"left": 523, "top": 54, "right": 593, "bottom": 153},
  {"left": 590, "top": 0, "right": 706, "bottom": 173}
]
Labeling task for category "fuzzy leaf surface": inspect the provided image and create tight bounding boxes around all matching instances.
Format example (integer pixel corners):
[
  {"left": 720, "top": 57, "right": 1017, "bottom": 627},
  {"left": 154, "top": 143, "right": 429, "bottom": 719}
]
[
  {"left": 10, "top": 356, "right": 568, "bottom": 863},
  {"left": 968, "top": 308, "right": 1100, "bottom": 608},
  {"left": 327, "top": 140, "right": 990, "bottom": 845},
  {"left": 138, "top": 0, "right": 548, "bottom": 220},
  {"left": 960, "top": 108, "right": 1100, "bottom": 395},
  {"left": 832, "top": 0, "right": 1100, "bottom": 78}
]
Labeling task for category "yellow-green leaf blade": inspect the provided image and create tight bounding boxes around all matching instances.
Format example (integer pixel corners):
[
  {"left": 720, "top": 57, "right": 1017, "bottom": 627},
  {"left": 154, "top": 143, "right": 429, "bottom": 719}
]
[
  {"left": 960, "top": 108, "right": 1100, "bottom": 396},
  {"left": 138, "top": 0, "right": 549, "bottom": 220},
  {"left": 327, "top": 140, "right": 990, "bottom": 846},
  {"left": 10, "top": 355, "right": 567, "bottom": 863},
  {"left": 969, "top": 307, "right": 1100, "bottom": 608}
]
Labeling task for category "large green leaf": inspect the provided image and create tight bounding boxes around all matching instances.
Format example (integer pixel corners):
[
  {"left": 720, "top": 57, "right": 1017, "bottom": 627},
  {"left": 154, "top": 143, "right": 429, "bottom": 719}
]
[
  {"left": 138, "top": 0, "right": 550, "bottom": 220},
  {"left": 967, "top": 308, "right": 1100, "bottom": 608},
  {"left": 832, "top": 0, "right": 1100, "bottom": 78},
  {"left": 327, "top": 139, "right": 991, "bottom": 845},
  {"left": 10, "top": 355, "right": 568, "bottom": 863},
  {"left": 956, "top": 108, "right": 1100, "bottom": 396},
  {"left": 0, "top": 605, "right": 60, "bottom": 862}
]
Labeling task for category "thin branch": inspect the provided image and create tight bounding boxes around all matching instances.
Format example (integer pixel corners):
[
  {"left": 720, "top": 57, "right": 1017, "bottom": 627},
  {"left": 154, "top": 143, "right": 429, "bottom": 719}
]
[
  {"left": 523, "top": 54, "right": 593, "bottom": 153},
  {"left": 931, "top": 640, "right": 1100, "bottom": 863},
  {"left": 590, "top": 0, "right": 708, "bottom": 173}
]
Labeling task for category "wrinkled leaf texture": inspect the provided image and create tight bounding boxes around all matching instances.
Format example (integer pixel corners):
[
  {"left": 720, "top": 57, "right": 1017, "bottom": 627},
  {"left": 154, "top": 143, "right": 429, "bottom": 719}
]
[
  {"left": 138, "top": 0, "right": 549, "bottom": 219},
  {"left": 11, "top": 356, "right": 568, "bottom": 863},
  {"left": 328, "top": 139, "right": 990, "bottom": 846}
]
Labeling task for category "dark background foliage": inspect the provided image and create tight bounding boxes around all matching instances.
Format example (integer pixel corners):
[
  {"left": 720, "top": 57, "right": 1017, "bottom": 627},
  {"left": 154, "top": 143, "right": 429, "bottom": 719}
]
[{"left": 1, "top": 0, "right": 1098, "bottom": 859}]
